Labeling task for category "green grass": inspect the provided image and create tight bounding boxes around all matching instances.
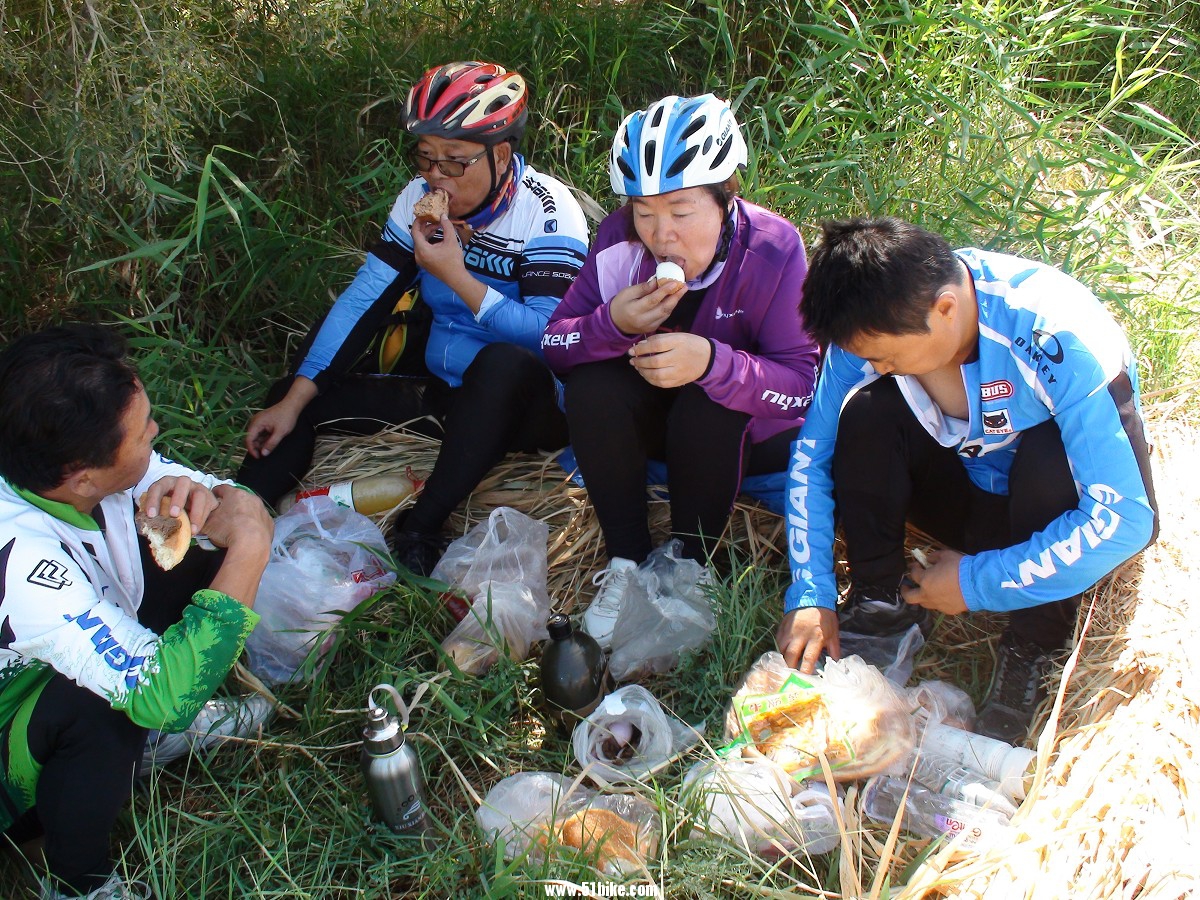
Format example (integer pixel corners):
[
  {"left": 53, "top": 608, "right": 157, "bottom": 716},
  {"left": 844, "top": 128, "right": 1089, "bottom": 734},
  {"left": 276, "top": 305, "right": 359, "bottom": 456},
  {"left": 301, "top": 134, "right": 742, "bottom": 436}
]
[{"left": 2, "top": 0, "right": 1199, "bottom": 896}]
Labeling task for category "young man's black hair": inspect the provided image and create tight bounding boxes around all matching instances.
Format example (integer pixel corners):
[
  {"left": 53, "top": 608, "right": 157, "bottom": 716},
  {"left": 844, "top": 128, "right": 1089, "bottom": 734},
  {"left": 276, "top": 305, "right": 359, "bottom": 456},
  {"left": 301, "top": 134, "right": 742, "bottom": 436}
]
[
  {"left": 0, "top": 323, "right": 140, "bottom": 492},
  {"left": 800, "top": 217, "right": 965, "bottom": 348}
]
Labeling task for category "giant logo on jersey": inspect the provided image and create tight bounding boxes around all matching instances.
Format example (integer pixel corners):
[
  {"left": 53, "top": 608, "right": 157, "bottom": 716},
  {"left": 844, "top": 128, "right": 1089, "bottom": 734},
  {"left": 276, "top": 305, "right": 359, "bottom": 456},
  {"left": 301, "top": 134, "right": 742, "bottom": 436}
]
[
  {"left": 62, "top": 609, "right": 146, "bottom": 690},
  {"left": 542, "top": 332, "right": 580, "bottom": 350},
  {"left": 786, "top": 440, "right": 814, "bottom": 565},
  {"left": 1000, "top": 483, "right": 1124, "bottom": 590}
]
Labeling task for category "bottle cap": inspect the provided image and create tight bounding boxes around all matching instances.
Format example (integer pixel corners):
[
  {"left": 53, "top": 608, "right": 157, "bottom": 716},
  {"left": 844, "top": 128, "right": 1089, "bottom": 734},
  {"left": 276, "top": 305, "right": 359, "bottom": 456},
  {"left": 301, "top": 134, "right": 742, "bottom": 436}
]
[{"left": 547, "top": 613, "right": 572, "bottom": 640}]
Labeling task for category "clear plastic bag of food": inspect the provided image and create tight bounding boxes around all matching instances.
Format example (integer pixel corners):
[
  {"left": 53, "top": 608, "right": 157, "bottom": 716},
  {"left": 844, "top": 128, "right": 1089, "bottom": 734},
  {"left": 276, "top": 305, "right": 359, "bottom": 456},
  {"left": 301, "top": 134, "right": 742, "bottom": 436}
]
[
  {"left": 431, "top": 507, "right": 550, "bottom": 607},
  {"left": 572, "top": 684, "right": 701, "bottom": 787},
  {"left": 440, "top": 581, "right": 549, "bottom": 675},
  {"left": 726, "top": 654, "right": 915, "bottom": 782},
  {"left": 246, "top": 496, "right": 393, "bottom": 684},
  {"left": 476, "top": 773, "right": 659, "bottom": 876}
]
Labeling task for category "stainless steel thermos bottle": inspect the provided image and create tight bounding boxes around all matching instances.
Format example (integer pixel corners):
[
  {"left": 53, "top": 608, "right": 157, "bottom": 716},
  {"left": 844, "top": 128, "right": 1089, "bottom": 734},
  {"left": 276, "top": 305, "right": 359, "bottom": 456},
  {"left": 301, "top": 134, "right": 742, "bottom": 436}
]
[{"left": 361, "top": 683, "right": 428, "bottom": 836}]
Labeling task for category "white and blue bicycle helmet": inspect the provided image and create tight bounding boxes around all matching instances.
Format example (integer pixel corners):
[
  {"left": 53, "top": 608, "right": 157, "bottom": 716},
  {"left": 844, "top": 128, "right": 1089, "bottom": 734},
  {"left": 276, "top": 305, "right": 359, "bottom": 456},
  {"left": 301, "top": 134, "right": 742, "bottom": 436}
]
[{"left": 609, "top": 94, "right": 747, "bottom": 197}]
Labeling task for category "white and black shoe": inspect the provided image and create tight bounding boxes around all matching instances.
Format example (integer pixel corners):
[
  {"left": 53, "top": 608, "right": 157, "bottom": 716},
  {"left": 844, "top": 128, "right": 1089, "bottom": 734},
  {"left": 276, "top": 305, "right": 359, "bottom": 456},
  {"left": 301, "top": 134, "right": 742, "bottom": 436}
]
[
  {"left": 580, "top": 557, "right": 637, "bottom": 650},
  {"left": 142, "top": 695, "right": 273, "bottom": 771}
]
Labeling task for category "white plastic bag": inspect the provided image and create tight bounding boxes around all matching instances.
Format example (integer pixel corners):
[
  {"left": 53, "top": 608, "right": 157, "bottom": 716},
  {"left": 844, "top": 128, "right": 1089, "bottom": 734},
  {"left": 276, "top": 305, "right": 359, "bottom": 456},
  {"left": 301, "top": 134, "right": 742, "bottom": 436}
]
[
  {"left": 245, "top": 496, "right": 394, "bottom": 684},
  {"left": 683, "top": 757, "right": 843, "bottom": 856},
  {"left": 440, "top": 581, "right": 549, "bottom": 675},
  {"left": 572, "top": 684, "right": 701, "bottom": 787},
  {"left": 476, "top": 772, "right": 659, "bottom": 875},
  {"left": 476, "top": 772, "right": 579, "bottom": 857},
  {"left": 431, "top": 507, "right": 550, "bottom": 608},
  {"left": 837, "top": 623, "right": 925, "bottom": 686},
  {"left": 608, "top": 540, "right": 716, "bottom": 682}
]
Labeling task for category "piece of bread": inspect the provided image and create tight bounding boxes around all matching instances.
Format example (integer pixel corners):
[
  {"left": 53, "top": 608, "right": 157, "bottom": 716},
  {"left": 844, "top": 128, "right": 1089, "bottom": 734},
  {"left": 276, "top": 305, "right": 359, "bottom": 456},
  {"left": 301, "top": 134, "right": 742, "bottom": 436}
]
[
  {"left": 413, "top": 188, "right": 450, "bottom": 223},
  {"left": 135, "top": 508, "right": 192, "bottom": 571},
  {"left": 537, "top": 808, "right": 647, "bottom": 875},
  {"left": 745, "top": 688, "right": 910, "bottom": 781}
]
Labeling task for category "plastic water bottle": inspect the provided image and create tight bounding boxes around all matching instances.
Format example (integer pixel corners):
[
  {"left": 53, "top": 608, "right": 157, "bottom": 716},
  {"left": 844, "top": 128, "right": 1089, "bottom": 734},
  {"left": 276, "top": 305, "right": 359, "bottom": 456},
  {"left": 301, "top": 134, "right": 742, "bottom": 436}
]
[
  {"left": 861, "top": 776, "right": 1011, "bottom": 852},
  {"left": 909, "top": 753, "right": 1019, "bottom": 817},
  {"left": 539, "top": 614, "right": 608, "bottom": 735},
  {"left": 281, "top": 470, "right": 422, "bottom": 516},
  {"left": 361, "top": 684, "right": 428, "bottom": 836},
  {"left": 922, "top": 723, "right": 1036, "bottom": 803}
]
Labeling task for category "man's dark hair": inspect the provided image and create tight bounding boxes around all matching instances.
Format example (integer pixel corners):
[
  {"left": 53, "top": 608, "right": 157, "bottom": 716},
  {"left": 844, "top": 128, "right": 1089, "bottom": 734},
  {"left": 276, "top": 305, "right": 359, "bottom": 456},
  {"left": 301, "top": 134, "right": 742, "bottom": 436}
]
[
  {"left": 0, "top": 324, "right": 140, "bottom": 492},
  {"left": 800, "top": 217, "right": 965, "bottom": 348}
]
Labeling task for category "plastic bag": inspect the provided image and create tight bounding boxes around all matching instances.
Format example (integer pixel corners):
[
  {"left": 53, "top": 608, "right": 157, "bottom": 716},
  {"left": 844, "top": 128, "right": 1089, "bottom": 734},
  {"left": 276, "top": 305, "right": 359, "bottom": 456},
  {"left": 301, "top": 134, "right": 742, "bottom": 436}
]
[
  {"left": 683, "top": 757, "right": 843, "bottom": 856},
  {"left": 608, "top": 540, "right": 716, "bottom": 682},
  {"left": 908, "top": 679, "right": 977, "bottom": 731},
  {"left": 431, "top": 507, "right": 550, "bottom": 608},
  {"left": 245, "top": 496, "right": 394, "bottom": 684},
  {"left": 476, "top": 772, "right": 659, "bottom": 875},
  {"left": 440, "top": 581, "right": 549, "bottom": 675},
  {"left": 572, "top": 685, "right": 702, "bottom": 787},
  {"left": 837, "top": 623, "right": 925, "bottom": 686},
  {"left": 724, "top": 653, "right": 915, "bottom": 782}
]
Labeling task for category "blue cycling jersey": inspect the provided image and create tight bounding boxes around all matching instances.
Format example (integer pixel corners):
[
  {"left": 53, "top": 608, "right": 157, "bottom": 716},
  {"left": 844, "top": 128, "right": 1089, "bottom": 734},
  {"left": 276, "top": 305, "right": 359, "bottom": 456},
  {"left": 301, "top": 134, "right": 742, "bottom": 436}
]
[
  {"left": 297, "top": 157, "right": 589, "bottom": 389},
  {"left": 784, "top": 249, "right": 1156, "bottom": 614}
]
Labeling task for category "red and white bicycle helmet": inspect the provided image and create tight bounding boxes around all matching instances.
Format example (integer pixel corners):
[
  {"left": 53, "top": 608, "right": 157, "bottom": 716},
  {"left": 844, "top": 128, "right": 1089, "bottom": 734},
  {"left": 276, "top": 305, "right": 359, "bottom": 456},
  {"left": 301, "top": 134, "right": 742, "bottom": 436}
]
[{"left": 403, "top": 61, "right": 528, "bottom": 145}]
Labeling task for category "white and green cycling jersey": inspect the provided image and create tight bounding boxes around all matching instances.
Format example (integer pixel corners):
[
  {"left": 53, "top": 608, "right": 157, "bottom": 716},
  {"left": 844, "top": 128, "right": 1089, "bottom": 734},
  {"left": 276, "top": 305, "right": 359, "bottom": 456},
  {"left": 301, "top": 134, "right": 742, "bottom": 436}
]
[{"left": 0, "top": 453, "right": 259, "bottom": 825}]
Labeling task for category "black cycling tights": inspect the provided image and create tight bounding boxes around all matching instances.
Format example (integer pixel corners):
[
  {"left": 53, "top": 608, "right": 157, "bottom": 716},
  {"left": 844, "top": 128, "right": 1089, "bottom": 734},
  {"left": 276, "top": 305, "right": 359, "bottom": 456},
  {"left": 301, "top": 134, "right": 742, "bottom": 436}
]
[
  {"left": 565, "top": 355, "right": 796, "bottom": 564},
  {"left": 237, "top": 343, "right": 568, "bottom": 534},
  {"left": 833, "top": 376, "right": 1103, "bottom": 651}
]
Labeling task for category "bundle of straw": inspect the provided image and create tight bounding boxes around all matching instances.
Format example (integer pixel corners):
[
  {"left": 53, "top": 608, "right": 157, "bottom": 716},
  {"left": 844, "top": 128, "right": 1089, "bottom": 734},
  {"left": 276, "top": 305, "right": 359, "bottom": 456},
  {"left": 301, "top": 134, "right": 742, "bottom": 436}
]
[{"left": 893, "top": 418, "right": 1200, "bottom": 898}]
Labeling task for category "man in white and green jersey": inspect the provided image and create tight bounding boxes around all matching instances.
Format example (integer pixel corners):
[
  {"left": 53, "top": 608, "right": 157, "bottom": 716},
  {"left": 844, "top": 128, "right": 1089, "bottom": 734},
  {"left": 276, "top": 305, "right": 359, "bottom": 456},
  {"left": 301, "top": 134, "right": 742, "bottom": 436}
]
[{"left": 0, "top": 325, "right": 275, "bottom": 900}]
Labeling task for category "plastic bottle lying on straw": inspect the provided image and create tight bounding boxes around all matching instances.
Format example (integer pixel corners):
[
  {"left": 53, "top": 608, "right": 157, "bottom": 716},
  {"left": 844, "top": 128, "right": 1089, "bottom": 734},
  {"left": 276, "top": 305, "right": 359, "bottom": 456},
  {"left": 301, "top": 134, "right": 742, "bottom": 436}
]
[{"left": 860, "top": 775, "right": 1011, "bottom": 852}]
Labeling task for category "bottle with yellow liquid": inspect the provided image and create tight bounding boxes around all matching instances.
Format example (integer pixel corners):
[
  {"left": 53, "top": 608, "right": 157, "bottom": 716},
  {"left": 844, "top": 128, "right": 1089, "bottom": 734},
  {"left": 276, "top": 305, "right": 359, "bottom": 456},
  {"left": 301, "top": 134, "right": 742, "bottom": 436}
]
[{"left": 278, "top": 470, "right": 422, "bottom": 516}]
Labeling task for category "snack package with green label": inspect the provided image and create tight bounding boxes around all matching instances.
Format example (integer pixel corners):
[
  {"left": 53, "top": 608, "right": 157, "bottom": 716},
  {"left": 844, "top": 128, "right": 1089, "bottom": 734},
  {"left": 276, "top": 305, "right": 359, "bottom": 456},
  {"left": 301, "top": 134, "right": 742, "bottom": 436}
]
[{"left": 721, "top": 652, "right": 915, "bottom": 782}]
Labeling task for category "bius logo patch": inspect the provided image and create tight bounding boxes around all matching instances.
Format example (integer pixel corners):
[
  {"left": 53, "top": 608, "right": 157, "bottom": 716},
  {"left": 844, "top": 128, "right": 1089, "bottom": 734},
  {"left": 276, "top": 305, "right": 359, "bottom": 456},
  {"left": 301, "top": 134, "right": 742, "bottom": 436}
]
[{"left": 981, "top": 380, "right": 1014, "bottom": 401}]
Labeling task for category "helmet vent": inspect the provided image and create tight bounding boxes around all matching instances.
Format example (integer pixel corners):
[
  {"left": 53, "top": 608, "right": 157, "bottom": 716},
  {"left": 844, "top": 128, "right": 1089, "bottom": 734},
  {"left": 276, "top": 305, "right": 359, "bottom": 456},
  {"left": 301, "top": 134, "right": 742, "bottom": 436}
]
[
  {"left": 681, "top": 117, "right": 706, "bottom": 141},
  {"left": 616, "top": 157, "right": 636, "bottom": 181},
  {"left": 643, "top": 140, "right": 657, "bottom": 176},
  {"left": 711, "top": 137, "right": 733, "bottom": 170},
  {"left": 665, "top": 145, "right": 699, "bottom": 179},
  {"left": 651, "top": 105, "right": 665, "bottom": 127}
]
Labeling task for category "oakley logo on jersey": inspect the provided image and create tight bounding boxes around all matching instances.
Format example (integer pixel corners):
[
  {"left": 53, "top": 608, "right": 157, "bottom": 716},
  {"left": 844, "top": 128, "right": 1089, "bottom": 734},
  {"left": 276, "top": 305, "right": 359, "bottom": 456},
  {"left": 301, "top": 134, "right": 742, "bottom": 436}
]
[
  {"left": 1011, "top": 336, "right": 1060, "bottom": 384},
  {"left": 1000, "top": 483, "right": 1123, "bottom": 590},
  {"left": 541, "top": 332, "right": 580, "bottom": 350},
  {"left": 1032, "top": 329, "right": 1065, "bottom": 364},
  {"left": 63, "top": 609, "right": 146, "bottom": 690},
  {"left": 761, "top": 389, "right": 806, "bottom": 411},
  {"left": 786, "top": 440, "right": 814, "bottom": 564},
  {"left": 981, "top": 380, "right": 1013, "bottom": 400},
  {"left": 27, "top": 559, "right": 72, "bottom": 590}
]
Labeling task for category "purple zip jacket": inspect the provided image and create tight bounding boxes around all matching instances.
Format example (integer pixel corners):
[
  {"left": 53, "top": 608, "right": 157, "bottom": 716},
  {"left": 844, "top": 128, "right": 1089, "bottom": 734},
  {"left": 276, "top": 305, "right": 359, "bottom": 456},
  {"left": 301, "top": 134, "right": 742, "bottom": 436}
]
[{"left": 542, "top": 199, "right": 819, "bottom": 443}]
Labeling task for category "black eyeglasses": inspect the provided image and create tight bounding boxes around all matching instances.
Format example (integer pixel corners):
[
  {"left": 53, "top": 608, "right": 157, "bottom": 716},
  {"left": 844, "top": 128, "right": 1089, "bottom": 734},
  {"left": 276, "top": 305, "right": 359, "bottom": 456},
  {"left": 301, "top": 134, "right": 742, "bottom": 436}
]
[{"left": 410, "top": 148, "right": 488, "bottom": 178}]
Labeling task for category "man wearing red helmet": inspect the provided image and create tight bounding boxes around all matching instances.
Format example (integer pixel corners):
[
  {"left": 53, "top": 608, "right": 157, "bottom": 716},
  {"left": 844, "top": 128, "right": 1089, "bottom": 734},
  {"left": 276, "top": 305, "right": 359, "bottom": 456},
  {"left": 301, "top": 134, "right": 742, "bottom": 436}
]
[{"left": 238, "top": 62, "right": 589, "bottom": 574}]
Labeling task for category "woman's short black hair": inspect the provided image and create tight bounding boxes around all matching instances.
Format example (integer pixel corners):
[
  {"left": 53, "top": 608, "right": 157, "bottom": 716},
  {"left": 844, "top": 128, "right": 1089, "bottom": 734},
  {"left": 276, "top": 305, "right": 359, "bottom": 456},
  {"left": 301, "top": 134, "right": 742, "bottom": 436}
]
[
  {"left": 800, "top": 217, "right": 965, "bottom": 348},
  {"left": 0, "top": 323, "right": 141, "bottom": 492}
]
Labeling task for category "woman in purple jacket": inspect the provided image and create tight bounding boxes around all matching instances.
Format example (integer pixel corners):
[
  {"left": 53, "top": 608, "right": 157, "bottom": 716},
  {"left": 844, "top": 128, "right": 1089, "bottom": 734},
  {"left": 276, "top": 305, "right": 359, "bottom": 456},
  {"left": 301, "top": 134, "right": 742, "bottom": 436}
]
[{"left": 542, "top": 94, "right": 820, "bottom": 648}]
